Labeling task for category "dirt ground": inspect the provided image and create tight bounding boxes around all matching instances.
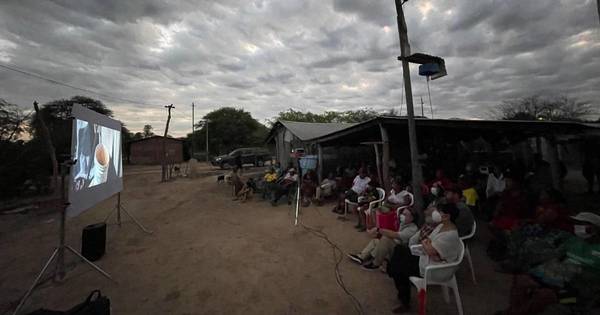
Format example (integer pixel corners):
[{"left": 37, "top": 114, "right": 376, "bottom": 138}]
[{"left": 3, "top": 165, "right": 515, "bottom": 315}]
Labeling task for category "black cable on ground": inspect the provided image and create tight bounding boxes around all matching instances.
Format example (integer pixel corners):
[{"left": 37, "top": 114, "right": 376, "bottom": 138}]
[{"left": 300, "top": 222, "right": 365, "bottom": 315}]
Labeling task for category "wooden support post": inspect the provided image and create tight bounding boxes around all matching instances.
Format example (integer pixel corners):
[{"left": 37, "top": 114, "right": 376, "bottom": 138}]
[
  {"left": 162, "top": 104, "right": 174, "bottom": 182},
  {"left": 395, "top": 0, "right": 424, "bottom": 211},
  {"left": 545, "top": 136, "right": 561, "bottom": 190},
  {"left": 317, "top": 144, "right": 323, "bottom": 183},
  {"left": 373, "top": 143, "right": 382, "bottom": 187},
  {"left": 379, "top": 124, "right": 391, "bottom": 192}
]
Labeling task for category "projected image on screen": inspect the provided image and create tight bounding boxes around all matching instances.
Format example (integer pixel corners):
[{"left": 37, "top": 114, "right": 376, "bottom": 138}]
[
  {"left": 68, "top": 104, "right": 123, "bottom": 218},
  {"left": 72, "top": 119, "right": 122, "bottom": 191}
]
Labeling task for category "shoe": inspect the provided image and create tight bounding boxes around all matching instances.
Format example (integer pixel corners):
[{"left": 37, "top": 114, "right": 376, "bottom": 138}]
[
  {"left": 347, "top": 254, "right": 363, "bottom": 265},
  {"left": 361, "top": 262, "right": 379, "bottom": 271},
  {"left": 354, "top": 224, "right": 362, "bottom": 229},
  {"left": 357, "top": 227, "right": 366, "bottom": 232},
  {"left": 271, "top": 201, "right": 277, "bottom": 207}
]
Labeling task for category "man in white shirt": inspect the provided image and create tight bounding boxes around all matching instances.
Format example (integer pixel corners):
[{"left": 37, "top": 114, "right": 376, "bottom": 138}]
[
  {"left": 486, "top": 166, "right": 506, "bottom": 198},
  {"left": 315, "top": 172, "right": 337, "bottom": 205},
  {"left": 333, "top": 168, "right": 371, "bottom": 214}
]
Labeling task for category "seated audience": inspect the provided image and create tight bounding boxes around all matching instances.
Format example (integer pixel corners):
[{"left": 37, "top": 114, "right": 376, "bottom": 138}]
[
  {"left": 315, "top": 172, "right": 337, "bottom": 205},
  {"left": 332, "top": 168, "right": 371, "bottom": 214},
  {"left": 271, "top": 168, "right": 298, "bottom": 206},
  {"left": 459, "top": 175, "right": 478, "bottom": 210},
  {"left": 300, "top": 169, "right": 318, "bottom": 207},
  {"left": 490, "top": 174, "right": 530, "bottom": 231},
  {"left": 444, "top": 185, "right": 475, "bottom": 237},
  {"left": 387, "top": 203, "right": 462, "bottom": 313},
  {"left": 354, "top": 185, "right": 378, "bottom": 231},
  {"left": 383, "top": 178, "right": 413, "bottom": 211},
  {"left": 261, "top": 167, "right": 279, "bottom": 199},
  {"left": 422, "top": 169, "right": 453, "bottom": 195},
  {"left": 495, "top": 190, "right": 575, "bottom": 272},
  {"left": 348, "top": 208, "right": 419, "bottom": 272}
]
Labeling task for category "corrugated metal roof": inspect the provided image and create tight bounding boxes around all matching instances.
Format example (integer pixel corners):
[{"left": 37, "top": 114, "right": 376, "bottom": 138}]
[{"left": 278, "top": 120, "right": 357, "bottom": 141}]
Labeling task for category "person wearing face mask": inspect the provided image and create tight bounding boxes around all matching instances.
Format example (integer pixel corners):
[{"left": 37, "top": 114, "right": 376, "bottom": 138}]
[
  {"left": 387, "top": 203, "right": 461, "bottom": 314},
  {"left": 347, "top": 208, "right": 419, "bottom": 271}
]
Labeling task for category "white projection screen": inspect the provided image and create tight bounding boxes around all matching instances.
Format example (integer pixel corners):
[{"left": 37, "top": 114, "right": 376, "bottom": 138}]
[{"left": 67, "top": 104, "right": 123, "bottom": 217}]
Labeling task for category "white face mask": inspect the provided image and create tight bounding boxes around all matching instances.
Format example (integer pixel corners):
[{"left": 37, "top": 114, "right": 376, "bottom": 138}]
[
  {"left": 432, "top": 210, "right": 442, "bottom": 223},
  {"left": 574, "top": 225, "right": 592, "bottom": 239},
  {"left": 399, "top": 214, "right": 406, "bottom": 224},
  {"left": 431, "top": 187, "right": 439, "bottom": 196}
]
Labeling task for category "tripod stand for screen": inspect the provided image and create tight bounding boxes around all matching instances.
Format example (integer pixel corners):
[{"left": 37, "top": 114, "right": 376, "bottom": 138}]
[
  {"left": 103, "top": 193, "right": 152, "bottom": 234},
  {"left": 13, "top": 161, "right": 115, "bottom": 315}
]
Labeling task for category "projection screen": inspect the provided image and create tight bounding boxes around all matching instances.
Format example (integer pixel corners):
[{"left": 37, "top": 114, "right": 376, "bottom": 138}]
[{"left": 67, "top": 104, "right": 123, "bottom": 218}]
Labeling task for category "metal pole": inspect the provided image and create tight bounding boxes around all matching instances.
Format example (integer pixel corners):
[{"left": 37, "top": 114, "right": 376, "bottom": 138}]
[
  {"left": 12, "top": 249, "right": 59, "bottom": 315},
  {"left": 192, "top": 103, "right": 195, "bottom": 159},
  {"left": 395, "top": 0, "right": 424, "bottom": 212},
  {"left": 420, "top": 96, "right": 424, "bottom": 117},
  {"left": 427, "top": 77, "right": 434, "bottom": 118},
  {"left": 56, "top": 167, "right": 66, "bottom": 281}
]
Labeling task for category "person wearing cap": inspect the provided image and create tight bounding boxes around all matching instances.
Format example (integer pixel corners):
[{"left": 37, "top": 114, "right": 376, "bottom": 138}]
[
  {"left": 271, "top": 168, "right": 298, "bottom": 206},
  {"left": 388, "top": 203, "right": 462, "bottom": 314},
  {"left": 445, "top": 185, "right": 475, "bottom": 237}
]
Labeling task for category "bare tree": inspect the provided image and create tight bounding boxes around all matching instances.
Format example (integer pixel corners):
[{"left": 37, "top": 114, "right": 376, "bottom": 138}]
[{"left": 492, "top": 95, "right": 595, "bottom": 121}]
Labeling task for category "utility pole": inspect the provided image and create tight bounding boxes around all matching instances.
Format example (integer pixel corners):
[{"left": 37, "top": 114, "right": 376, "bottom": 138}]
[
  {"left": 205, "top": 119, "right": 210, "bottom": 164},
  {"left": 395, "top": 0, "right": 424, "bottom": 212},
  {"left": 420, "top": 96, "right": 424, "bottom": 117},
  {"left": 161, "top": 104, "right": 174, "bottom": 182},
  {"left": 191, "top": 102, "right": 195, "bottom": 159}
]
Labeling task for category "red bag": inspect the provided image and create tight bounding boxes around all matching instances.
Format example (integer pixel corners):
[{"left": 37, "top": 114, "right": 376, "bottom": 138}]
[{"left": 377, "top": 211, "right": 399, "bottom": 231}]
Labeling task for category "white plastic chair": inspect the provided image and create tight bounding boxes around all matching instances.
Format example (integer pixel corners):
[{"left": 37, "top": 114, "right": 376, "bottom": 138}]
[
  {"left": 409, "top": 240, "right": 465, "bottom": 315},
  {"left": 460, "top": 221, "right": 477, "bottom": 284},
  {"left": 343, "top": 187, "right": 385, "bottom": 220},
  {"left": 362, "top": 188, "right": 386, "bottom": 221},
  {"left": 394, "top": 192, "right": 415, "bottom": 218}
]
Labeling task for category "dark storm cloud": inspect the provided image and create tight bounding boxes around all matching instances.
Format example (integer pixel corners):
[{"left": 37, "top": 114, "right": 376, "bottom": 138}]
[{"left": 0, "top": 0, "right": 598, "bottom": 136}]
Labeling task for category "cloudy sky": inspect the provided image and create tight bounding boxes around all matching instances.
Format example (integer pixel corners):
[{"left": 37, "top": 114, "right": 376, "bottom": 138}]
[{"left": 0, "top": 0, "right": 598, "bottom": 136}]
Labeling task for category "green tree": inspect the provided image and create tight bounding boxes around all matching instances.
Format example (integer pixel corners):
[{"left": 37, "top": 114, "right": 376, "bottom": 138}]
[
  {"left": 143, "top": 124, "right": 154, "bottom": 138},
  {"left": 189, "top": 107, "right": 268, "bottom": 156},
  {"left": 1, "top": 99, "right": 49, "bottom": 200},
  {"left": 30, "top": 96, "right": 114, "bottom": 158},
  {"left": 271, "top": 108, "right": 379, "bottom": 125}
]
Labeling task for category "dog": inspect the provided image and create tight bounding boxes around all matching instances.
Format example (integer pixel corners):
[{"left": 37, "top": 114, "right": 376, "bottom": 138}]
[{"left": 217, "top": 174, "right": 225, "bottom": 183}]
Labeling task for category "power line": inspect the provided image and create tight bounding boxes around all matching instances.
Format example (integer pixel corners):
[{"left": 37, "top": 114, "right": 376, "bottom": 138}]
[{"left": 0, "top": 62, "right": 162, "bottom": 107}]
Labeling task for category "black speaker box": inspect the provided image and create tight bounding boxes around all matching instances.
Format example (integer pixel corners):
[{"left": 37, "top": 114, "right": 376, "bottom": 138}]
[{"left": 81, "top": 222, "right": 106, "bottom": 262}]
